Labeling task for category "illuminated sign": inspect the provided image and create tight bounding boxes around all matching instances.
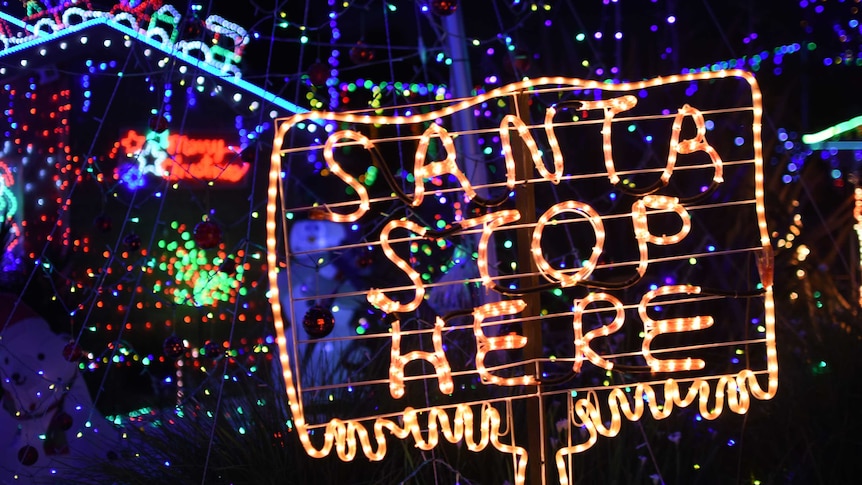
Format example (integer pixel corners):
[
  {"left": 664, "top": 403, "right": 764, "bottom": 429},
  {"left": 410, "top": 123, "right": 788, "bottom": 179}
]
[
  {"left": 117, "top": 129, "right": 248, "bottom": 185},
  {"left": 267, "top": 71, "right": 776, "bottom": 484}
]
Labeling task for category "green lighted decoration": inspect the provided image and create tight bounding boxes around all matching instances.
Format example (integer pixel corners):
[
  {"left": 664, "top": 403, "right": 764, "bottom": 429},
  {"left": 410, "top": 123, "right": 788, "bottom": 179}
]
[
  {"left": 802, "top": 114, "right": 862, "bottom": 150},
  {"left": 147, "top": 4, "right": 182, "bottom": 45},
  {"left": 157, "top": 221, "right": 244, "bottom": 307}
]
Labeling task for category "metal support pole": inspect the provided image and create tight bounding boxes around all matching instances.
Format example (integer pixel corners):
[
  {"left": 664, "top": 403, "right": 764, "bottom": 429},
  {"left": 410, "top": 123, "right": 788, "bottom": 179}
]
[
  {"left": 442, "top": 11, "right": 477, "bottom": 164},
  {"left": 445, "top": 12, "right": 545, "bottom": 482},
  {"left": 512, "top": 93, "right": 546, "bottom": 484}
]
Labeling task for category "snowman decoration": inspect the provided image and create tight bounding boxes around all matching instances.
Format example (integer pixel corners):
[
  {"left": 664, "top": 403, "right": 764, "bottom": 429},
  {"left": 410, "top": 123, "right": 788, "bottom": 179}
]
[
  {"left": 0, "top": 294, "right": 120, "bottom": 483},
  {"left": 277, "top": 219, "right": 372, "bottom": 399}
]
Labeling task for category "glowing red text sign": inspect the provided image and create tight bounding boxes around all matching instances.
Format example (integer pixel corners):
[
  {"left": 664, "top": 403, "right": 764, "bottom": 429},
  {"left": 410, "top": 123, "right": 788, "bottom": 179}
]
[{"left": 117, "top": 129, "right": 248, "bottom": 184}]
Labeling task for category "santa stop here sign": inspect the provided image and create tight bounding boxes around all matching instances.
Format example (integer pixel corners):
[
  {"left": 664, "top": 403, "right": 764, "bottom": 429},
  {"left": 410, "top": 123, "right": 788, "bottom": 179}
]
[{"left": 265, "top": 71, "right": 776, "bottom": 485}]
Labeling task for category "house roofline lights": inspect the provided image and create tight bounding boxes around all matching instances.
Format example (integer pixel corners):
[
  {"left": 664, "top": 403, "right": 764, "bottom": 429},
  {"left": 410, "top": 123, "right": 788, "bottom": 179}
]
[{"left": 0, "top": 10, "right": 311, "bottom": 120}]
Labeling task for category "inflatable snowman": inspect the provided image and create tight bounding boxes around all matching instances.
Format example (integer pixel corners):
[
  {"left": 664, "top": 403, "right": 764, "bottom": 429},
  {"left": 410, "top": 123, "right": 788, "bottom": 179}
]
[
  {"left": 277, "top": 219, "right": 370, "bottom": 398},
  {"left": 0, "top": 294, "right": 120, "bottom": 483}
]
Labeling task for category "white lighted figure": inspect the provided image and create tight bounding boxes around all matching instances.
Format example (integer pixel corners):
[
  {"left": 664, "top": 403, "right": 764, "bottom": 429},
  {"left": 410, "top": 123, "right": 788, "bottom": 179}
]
[
  {"left": 277, "top": 219, "right": 366, "bottom": 395},
  {"left": 0, "top": 294, "right": 121, "bottom": 482}
]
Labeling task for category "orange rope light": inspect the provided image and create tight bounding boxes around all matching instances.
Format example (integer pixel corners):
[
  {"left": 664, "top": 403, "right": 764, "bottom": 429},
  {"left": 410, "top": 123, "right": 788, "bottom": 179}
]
[{"left": 266, "top": 70, "right": 776, "bottom": 485}]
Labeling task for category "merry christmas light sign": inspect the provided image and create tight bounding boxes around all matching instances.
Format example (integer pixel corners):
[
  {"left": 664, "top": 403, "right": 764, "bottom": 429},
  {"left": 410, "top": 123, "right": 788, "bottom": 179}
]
[
  {"left": 116, "top": 129, "right": 249, "bottom": 184},
  {"left": 266, "top": 70, "right": 777, "bottom": 484}
]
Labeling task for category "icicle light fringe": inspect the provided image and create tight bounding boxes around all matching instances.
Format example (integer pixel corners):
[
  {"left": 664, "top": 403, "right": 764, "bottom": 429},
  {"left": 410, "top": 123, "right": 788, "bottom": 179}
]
[{"left": 556, "top": 360, "right": 776, "bottom": 485}]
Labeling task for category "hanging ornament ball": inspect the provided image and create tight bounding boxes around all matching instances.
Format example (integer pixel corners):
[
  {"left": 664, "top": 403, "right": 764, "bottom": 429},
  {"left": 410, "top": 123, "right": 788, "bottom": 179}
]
[
  {"left": 148, "top": 114, "right": 169, "bottom": 133},
  {"left": 430, "top": 0, "right": 458, "bottom": 16},
  {"left": 94, "top": 214, "right": 112, "bottom": 233},
  {"left": 349, "top": 41, "right": 375, "bottom": 64},
  {"left": 204, "top": 340, "right": 223, "bottom": 358},
  {"left": 163, "top": 335, "right": 186, "bottom": 359},
  {"left": 18, "top": 445, "right": 38, "bottom": 466},
  {"left": 193, "top": 220, "right": 222, "bottom": 250},
  {"left": 302, "top": 305, "right": 335, "bottom": 338},
  {"left": 308, "top": 62, "right": 330, "bottom": 86},
  {"left": 62, "top": 341, "right": 83, "bottom": 362},
  {"left": 124, "top": 233, "right": 142, "bottom": 251}
]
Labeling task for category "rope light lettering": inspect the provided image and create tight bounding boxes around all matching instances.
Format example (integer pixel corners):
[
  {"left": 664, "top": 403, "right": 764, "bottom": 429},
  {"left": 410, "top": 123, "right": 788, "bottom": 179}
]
[
  {"left": 267, "top": 71, "right": 776, "bottom": 484},
  {"left": 389, "top": 316, "right": 453, "bottom": 399}
]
